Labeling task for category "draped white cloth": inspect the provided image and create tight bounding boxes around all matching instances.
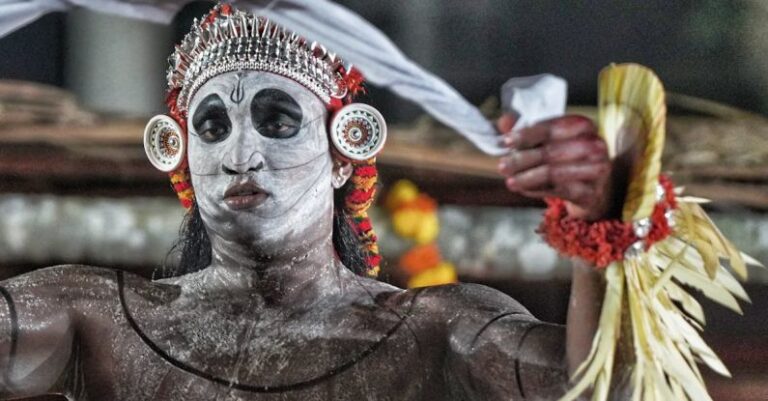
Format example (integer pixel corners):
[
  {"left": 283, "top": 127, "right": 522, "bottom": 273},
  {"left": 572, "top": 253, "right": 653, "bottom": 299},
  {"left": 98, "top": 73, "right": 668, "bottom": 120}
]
[{"left": 0, "top": 0, "right": 566, "bottom": 155}]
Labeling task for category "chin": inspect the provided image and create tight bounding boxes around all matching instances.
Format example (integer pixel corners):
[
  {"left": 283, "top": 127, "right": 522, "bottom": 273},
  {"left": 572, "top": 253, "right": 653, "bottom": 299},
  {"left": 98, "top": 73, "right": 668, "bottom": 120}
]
[{"left": 229, "top": 205, "right": 331, "bottom": 251}]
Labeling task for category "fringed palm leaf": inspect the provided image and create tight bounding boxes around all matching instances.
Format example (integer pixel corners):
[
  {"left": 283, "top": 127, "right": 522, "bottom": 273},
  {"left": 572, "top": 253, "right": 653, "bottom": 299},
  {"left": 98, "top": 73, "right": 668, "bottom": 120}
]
[{"left": 559, "top": 64, "right": 762, "bottom": 401}]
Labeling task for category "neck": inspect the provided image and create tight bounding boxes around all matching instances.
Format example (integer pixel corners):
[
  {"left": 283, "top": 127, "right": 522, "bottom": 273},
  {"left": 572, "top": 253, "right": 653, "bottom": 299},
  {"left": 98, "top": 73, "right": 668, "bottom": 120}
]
[{"left": 202, "top": 233, "right": 351, "bottom": 306}]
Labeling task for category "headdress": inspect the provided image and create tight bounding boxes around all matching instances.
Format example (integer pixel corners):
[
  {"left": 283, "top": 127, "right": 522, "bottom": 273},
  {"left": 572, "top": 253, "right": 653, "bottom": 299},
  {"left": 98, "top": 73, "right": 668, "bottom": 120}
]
[
  {"left": 143, "top": 4, "right": 385, "bottom": 276},
  {"left": 167, "top": 6, "right": 350, "bottom": 113}
]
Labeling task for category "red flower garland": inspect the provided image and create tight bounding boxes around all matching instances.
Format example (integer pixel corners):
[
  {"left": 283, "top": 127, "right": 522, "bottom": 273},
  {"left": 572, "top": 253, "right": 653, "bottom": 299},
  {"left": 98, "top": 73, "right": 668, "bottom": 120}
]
[{"left": 539, "top": 175, "right": 676, "bottom": 268}]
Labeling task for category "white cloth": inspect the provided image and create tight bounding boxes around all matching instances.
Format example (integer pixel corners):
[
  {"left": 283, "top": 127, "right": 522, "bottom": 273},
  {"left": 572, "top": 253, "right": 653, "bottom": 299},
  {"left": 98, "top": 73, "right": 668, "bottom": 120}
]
[
  {"left": 502, "top": 74, "right": 568, "bottom": 131},
  {"left": 0, "top": 0, "right": 567, "bottom": 155}
]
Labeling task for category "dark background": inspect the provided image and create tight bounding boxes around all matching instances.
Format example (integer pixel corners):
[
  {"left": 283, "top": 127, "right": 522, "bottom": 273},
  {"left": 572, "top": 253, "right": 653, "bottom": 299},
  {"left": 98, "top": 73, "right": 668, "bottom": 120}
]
[
  {"left": 1, "top": 1, "right": 765, "bottom": 120},
  {"left": 0, "top": 2, "right": 766, "bottom": 400}
]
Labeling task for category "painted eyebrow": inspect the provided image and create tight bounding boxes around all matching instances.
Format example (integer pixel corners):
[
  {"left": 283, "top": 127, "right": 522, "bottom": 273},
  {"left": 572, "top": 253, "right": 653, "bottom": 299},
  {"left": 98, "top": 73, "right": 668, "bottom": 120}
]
[
  {"left": 192, "top": 94, "right": 228, "bottom": 128},
  {"left": 250, "top": 89, "right": 302, "bottom": 121}
]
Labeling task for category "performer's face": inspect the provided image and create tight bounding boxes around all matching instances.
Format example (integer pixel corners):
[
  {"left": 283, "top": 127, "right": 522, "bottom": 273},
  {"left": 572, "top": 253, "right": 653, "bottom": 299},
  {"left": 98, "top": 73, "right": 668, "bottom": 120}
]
[{"left": 187, "top": 71, "right": 342, "bottom": 258}]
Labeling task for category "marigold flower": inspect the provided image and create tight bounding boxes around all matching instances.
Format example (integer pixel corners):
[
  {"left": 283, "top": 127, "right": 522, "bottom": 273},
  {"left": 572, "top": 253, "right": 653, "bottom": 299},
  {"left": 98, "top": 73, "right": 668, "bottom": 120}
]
[
  {"left": 399, "top": 244, "right": 441, "bottom": 275},
  {"left": 407, "top": 262, "right": 458, "bottom": 288}
]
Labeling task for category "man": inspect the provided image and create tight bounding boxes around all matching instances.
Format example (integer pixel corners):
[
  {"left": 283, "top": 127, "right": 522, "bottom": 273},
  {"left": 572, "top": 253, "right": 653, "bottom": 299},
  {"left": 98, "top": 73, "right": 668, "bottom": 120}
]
[{"left": 0, "top": 4, "right": 620, "bottom": 400}]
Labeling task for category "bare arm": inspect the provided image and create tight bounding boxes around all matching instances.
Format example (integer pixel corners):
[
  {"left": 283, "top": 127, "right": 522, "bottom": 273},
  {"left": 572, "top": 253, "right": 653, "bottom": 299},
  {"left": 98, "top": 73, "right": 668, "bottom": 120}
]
[
  {"left": 496, "top": 114, "right": 616, "bottom": 375},
  {"left": 438, "top": 278, "right": 601, "bottom": 400},
  {"left": 0, "top": 267, "right": 80, "bottom": 398},
  {"left": 435, "top": 284, "right": 568, "bottom": 400},
  {"left": 566, "top": 260, "right": 604, "bottom": 375}
]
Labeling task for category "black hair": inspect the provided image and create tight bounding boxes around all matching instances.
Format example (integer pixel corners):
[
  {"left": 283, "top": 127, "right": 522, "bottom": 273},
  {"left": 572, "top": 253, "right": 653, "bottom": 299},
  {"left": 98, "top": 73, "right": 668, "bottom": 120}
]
[
  {"left": 332, "top": 181, "right": 371, "bottom": 276},
  {"left": 159, "top": 181, "right": 371, "bottom": 279}
]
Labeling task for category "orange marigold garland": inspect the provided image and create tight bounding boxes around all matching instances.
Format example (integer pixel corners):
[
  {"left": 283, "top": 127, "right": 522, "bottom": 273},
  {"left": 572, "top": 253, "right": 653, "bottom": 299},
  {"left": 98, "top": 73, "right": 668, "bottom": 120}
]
[
  {"left": 165, "top": 87, "right": 195, "bottom": 210},
  {"left": 539, "top": 175, "right": 676, "bottom": 269},
  {"left": 344, "top": 158, "right": 382, "bottom": 277}
]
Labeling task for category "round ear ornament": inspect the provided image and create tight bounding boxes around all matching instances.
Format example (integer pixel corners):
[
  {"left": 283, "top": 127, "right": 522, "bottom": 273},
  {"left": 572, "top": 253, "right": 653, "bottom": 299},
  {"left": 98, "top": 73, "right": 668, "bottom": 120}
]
[
  {"left": 144, "top": 115, "right": 186, "bottom": 172},
  {"left": 329, "top": 103, "right": 387, "bottom": 161}
]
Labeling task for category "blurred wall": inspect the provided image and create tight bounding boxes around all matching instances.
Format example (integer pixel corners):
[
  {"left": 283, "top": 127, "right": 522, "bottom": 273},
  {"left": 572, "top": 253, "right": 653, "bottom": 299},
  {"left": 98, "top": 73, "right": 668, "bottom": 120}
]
[
  {"left": 66, "top": 9, "right": 172, "bottom": 116},
  {"left": 0, "top": 1, "right": 766, "bottom": 121}
]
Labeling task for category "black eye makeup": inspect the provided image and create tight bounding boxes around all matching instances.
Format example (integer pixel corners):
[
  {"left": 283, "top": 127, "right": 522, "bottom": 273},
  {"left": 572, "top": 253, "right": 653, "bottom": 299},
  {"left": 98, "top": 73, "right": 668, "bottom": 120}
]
[
  {"left": 192, "top": 94, "right": 232, "bottom": 143},
  {"left": 251, "top": 88, "right": 303, "bottom": 139}
]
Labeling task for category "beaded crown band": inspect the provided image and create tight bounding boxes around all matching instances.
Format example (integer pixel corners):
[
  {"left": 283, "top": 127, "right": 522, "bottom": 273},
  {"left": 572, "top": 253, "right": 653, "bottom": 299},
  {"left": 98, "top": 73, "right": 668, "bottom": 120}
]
[{"left": 168, "top": 4, "right": 349, "bottom": 113}]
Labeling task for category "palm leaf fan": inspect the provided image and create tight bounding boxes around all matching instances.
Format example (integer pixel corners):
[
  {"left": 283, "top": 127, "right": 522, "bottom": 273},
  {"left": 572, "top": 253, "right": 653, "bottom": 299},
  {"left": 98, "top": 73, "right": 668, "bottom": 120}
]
[{"left": 559, "top": 63, "right": 760, "bottom": 401}]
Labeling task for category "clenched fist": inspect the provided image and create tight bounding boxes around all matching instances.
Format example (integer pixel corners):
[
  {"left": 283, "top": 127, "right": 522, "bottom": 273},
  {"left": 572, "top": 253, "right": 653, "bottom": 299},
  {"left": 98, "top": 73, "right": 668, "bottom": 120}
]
[{"left": 497, "top": 114, "right": 619, "bottom": 221}]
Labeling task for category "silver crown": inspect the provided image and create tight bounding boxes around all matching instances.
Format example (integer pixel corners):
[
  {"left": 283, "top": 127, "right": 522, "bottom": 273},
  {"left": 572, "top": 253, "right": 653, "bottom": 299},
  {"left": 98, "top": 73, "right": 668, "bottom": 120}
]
[{"left": 168, "top": 5, "right": 349, "bottom": 113}]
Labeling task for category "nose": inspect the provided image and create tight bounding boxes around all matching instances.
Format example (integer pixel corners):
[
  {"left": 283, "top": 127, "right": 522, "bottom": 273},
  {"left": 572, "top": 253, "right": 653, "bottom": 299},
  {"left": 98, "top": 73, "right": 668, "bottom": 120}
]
[
  {"left": 222, "top": 123, "right": 266, "bottom": 175},
  {"left": 222, "top": 158, "right": 264, "bottom": 175}
]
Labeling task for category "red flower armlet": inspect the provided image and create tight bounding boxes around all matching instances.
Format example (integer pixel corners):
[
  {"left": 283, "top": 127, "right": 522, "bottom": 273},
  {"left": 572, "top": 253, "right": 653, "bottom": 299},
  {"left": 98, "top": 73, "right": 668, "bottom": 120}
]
[{"left": 538, "top": 175, "right": 677, "bottom": 268}]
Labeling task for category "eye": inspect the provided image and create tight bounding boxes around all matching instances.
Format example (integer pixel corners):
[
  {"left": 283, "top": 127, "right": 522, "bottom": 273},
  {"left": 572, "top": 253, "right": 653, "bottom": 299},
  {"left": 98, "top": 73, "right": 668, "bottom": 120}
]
[
  {"left": 259, "top": 116, "right": 299, "bottom": 137},
  {"left": 192, "top": 94, "right": 232, "bottom": 144},
  {"left": 197, "top": 120, "right": 230, "bottom": 143},
  {"left": 251, "top": 88, "right": 303, "bottom": 139}
]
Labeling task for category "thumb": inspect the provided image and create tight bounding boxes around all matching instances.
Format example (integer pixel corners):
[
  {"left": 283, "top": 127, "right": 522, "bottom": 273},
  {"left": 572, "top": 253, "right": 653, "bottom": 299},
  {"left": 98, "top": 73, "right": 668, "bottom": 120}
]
[{"left": 496, "top": 113, "right": 517, "bottom": 134}]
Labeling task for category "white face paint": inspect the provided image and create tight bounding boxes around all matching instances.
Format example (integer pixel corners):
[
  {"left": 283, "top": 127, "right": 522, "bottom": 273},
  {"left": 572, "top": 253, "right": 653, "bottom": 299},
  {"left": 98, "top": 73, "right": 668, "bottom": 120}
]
[{"left": 187, "top": 71, "right": 343, "bottom": 263}]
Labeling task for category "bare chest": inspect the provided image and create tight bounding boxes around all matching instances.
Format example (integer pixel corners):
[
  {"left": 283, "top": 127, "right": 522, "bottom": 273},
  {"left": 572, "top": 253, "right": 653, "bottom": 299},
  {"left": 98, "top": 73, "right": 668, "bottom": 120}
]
[{"left": 76, "top": 275, "right": 450, "bottom": 401}]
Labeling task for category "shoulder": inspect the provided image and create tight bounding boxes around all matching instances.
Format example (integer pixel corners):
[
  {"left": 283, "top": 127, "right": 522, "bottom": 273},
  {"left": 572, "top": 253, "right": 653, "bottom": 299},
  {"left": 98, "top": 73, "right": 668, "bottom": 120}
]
[
  {"left": 409, "top": 282, "right": 533, "bottom": 319},
  {"left": 2, "top": 264, "right": 118, "bottom": 291},
  {"left": 382, "top": 282, "right": 537, "bottom": 341},
  {"left": 0, "top": 265, "right": 151, "bottom": 308}
]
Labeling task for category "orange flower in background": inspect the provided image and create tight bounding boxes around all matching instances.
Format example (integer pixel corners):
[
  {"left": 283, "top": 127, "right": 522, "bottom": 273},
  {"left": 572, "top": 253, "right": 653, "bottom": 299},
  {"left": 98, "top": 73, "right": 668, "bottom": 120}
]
[
  {"left": 384, "top": 179, "right": 419, "bottom": 211},
  {"left": 392, "top": 208, "right": 439, "bottom": 245},
  {"left": 411, "top": 194, "right": 437, "bottom": 212},
  {"left": 389, "top": 180, "right": 440, "bottom": 244},
  {"left": 399, "top": 244, "right": 441, "bottom": 275},
  {"left": 407, "top": 262, "right": 458, "bottom": 288}
]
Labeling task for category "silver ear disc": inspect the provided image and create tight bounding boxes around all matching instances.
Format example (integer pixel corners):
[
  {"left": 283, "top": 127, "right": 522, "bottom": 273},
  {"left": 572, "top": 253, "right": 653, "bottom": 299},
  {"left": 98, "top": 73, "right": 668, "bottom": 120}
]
[
  {"left": 144, "top": 115, "right": 186, "bottom": 172},
  {"left": 329, "top": 103, "right": 387, "bottom": 161}
]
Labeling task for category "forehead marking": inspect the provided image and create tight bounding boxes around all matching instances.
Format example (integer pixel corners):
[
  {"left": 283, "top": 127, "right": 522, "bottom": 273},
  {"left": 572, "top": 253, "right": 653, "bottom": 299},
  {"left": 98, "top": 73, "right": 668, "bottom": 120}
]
[{"left": 229, "top": 72, "right": 246, "bottom": 104}]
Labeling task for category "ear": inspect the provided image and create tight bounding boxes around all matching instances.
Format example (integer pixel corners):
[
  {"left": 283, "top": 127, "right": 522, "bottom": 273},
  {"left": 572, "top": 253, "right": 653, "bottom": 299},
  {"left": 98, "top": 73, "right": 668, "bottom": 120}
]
[{"left": 332, "top": 159, "right": 354, "bottom": 189}]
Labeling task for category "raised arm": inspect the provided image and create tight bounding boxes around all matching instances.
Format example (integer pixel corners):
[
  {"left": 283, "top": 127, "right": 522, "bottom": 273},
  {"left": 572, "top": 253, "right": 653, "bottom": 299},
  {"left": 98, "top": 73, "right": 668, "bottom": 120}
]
[
  {"left": 0, "top": 266, "right": 92, "bottom": 398},
  {"left": 496, "top": 113, "right": 615, "bottom": 375}
]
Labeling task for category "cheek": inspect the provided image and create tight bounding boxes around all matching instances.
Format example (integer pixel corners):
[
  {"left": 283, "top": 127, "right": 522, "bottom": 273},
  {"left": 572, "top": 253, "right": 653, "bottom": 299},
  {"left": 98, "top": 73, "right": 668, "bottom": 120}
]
[
  {"left": 262, "top": 114, "right": 330, "bottom": 169},
  {"left": 187, "top": 140, "right": 228, "bottom": 203},
  {"left": 190, "top": 175, "right": 219, "bottom": 218},
  {"left": 273, "top": 153, "right": 332, "bottom": 197},
  {"left": 265, "top": 153, "right": 333, "bottom": 219},
  {"left": 187, "top": 137, "right": 216, "bottom": 174}
]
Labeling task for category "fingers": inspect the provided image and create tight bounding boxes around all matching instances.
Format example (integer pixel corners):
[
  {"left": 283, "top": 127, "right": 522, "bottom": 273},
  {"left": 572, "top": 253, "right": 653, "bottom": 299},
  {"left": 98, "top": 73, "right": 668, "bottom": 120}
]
[
  {"left": 497, "top": 114, "right": 611, "bottom": 209},
  {"left": 498, "top": 148, "right": 545, "bottom": 176},
  {"left": 546, "top": 138, "right": 608, "bottom": 163},
  {"left": 550, "top": 162, "right": 610, "bottom": 182},
  {"left": 500, "top": 115, "right": 596, "bottom": 150},
  {"left": 505, "top": 161, "right": 610, "bottom": 192},
  {"left": 521, "top": 181, "right": 593, "bottom": 206},
  {"left": 498, "top": 138, "right": 607, "bottom": 176},
  {"left": 496, "top": 113, "right": 517, "bottom": 135}
]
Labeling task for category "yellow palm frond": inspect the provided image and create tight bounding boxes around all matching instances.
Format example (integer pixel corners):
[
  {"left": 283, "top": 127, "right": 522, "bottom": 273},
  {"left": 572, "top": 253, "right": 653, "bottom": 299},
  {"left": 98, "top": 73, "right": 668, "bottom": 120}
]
[{"left": 561, "top": 64, "right": 758, "bottom": 401}]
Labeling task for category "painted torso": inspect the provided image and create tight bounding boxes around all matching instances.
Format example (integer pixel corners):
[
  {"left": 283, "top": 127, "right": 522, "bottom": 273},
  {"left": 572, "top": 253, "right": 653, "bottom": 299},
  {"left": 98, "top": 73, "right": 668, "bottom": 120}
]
[{"left": 1, "top": 266, "right": 568, "bottom": 401}]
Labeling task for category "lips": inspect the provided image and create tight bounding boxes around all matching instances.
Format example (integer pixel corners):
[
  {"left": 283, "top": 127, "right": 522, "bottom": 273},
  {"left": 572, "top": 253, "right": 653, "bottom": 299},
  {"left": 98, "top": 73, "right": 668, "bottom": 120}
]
[{"left": 223, "top": 181, "right": 269, "bottom": 210}]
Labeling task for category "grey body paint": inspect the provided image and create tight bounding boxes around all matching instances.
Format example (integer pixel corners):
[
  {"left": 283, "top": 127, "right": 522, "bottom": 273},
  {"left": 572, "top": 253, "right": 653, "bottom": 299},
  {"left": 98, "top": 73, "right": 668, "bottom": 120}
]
[{"left": 0, "top": 71, "right": 570, "bottom": 401}]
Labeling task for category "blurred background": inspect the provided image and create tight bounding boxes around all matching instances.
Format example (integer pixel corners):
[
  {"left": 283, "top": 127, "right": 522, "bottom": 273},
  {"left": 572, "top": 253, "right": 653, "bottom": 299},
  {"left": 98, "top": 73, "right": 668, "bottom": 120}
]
[{"left": 0, "top": 1, "right": 767, "bottom": 400}]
